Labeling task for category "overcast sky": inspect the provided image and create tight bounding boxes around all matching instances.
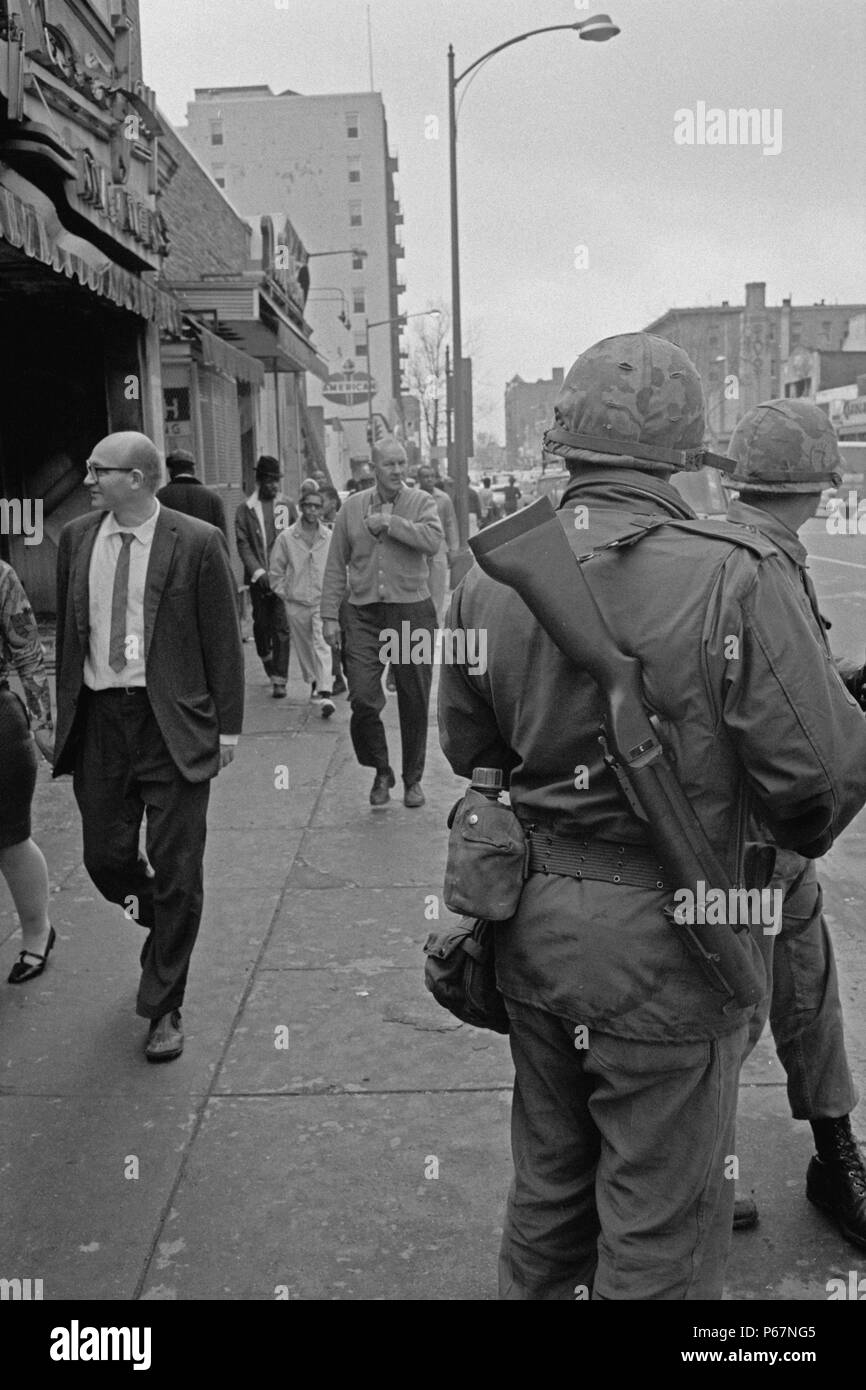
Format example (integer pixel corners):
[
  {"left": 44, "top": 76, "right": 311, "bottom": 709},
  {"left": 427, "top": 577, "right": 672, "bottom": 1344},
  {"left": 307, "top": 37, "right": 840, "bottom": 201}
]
[{"left": 140, "top": 0, "right": 866, "bottom": 437}]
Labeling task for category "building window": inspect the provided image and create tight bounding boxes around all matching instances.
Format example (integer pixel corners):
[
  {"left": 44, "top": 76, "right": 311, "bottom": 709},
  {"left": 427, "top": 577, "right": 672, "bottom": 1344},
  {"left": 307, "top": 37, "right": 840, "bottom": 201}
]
[
  {"left": 349, "top": 202, "right": 363, "bottom": 228},
  {"left": 348, "top": 157, "right": 361, "bottom": 183},
  {"left": 352, "top": 253, "right": 365, "bottom": 270},
  {"left": 210, "top": 121, "right": 223, "bottom": 146},
  {"left": 353, "top": 288, "right": 366, "bottom": 314},
  {"left": 355, "top": 339, "right": 367, "bottom": 357},
  {"left": 346, "top": 111, "right": 360, "bottom": 139}
]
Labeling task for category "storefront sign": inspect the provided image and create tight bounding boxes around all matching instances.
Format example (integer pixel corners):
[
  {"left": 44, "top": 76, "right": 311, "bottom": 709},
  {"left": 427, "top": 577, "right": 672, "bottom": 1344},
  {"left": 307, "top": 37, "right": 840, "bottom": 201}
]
[
  {"left": 322, "top": 368, "right": 376, "bottom": 406},
  {"left": 74, "top": 148, "right": 167, "bottom": 256}
]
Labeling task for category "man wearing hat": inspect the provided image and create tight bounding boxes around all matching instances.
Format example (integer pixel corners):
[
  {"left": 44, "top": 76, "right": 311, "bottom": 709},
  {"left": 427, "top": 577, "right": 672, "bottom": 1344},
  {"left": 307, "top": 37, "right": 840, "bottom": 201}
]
[
  {"left": 157, "top": 450, "right": 228, "bottom": 540},
  {"left": 725, "top": 399, "right": 866, "bottom": 1250},
  {"left": 235, "top": 456, "right": 297, "bottom": 698},
  {"left": 438, "top": 334, "right": 866, "bottom": 1299}
]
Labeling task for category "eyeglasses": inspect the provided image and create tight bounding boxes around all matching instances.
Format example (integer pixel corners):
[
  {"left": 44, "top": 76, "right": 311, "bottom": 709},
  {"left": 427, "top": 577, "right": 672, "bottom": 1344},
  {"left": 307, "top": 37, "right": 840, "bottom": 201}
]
[
  {"left": 301, "top": 502, "right": 323, "bottom": 510},
  {"left": 85, "top": 463, "right": 138, "bottom": 479}
]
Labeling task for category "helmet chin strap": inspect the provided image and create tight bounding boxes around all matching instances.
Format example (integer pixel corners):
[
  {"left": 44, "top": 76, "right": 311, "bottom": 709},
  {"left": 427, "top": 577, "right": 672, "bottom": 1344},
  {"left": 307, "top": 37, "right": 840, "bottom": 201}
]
[{"left": 543, "top": 426, "right": 737, "bottom": 476}]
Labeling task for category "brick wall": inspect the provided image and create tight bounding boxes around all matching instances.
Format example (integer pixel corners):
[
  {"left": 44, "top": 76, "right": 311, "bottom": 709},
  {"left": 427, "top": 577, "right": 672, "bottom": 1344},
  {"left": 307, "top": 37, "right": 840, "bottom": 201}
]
[{"left": 160, "top": 126, "right": 251, "bottom": 280}]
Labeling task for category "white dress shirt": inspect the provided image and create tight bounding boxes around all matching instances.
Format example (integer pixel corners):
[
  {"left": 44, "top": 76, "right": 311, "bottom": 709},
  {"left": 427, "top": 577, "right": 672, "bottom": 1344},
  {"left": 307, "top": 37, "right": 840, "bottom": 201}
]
[{"left": 84, "top": 501, "right": 160, "bottom": 690}]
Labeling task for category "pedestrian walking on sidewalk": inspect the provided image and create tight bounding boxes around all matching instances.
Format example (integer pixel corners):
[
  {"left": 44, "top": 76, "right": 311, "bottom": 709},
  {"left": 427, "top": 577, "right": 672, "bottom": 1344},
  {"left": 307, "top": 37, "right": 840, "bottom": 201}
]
[
  {"left": 235, "top": 456, "right": 296, "bottom": 698},
  {"left": 269, "top": 491, "right": 336, "bottom": 717},
  {"left": 0, "top": 562, "right": 55, "bottom": 985},
  {"left": 321, "top": 438, "right": 442, "bottom": 808},
  {"left": 725, "top": 398, "right": 866, "bottom": 1249},
  {"left": 53, "top": 431, "right": 244, "bottom": 1063},
  {"left": 157, "top": 449, "right": 228, "bottom": 541},
  {"left": 417, "top": 463, "right": 459, "bottom": 624}
]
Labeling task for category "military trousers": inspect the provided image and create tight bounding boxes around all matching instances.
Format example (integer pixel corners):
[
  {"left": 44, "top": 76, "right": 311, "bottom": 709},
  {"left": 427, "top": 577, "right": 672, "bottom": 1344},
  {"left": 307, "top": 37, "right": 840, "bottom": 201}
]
[
  {"left": 745, "top": 851, "right": 857, "bottom": 1119},
  {"left": 498, "top": 996, "right": 747, "bottom": 1300}
]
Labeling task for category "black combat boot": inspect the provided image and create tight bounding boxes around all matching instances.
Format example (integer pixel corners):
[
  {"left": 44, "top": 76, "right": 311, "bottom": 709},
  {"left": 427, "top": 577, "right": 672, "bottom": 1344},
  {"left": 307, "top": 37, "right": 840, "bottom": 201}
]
[{"left": 806, "top": 1116, "right": 866, "bottom": 1250}]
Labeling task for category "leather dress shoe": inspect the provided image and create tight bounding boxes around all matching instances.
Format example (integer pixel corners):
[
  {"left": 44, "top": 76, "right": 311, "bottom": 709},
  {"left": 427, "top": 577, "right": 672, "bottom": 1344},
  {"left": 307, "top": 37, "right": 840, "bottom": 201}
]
[
  {"left": 403, "top": 782, "right": 425, "bottom": 808},
  {"left": 806, "top": 1121, "right": 866, "bottom": 1250},
  {"left": 369, "top": 768, "right": 395, "bottom": 807},
  {"left": 733, "top": 1195, "right": 759, "bottom": 1230},
  {"left": 145, "top": 1009, "right": 184, "bottom": 1064}
]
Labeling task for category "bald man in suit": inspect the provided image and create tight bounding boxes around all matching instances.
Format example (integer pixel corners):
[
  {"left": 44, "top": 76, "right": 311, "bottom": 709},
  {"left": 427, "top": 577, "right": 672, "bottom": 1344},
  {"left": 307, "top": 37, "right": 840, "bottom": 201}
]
[{"left": 54, "top": 432, "right": 244, "bottom": 1062}]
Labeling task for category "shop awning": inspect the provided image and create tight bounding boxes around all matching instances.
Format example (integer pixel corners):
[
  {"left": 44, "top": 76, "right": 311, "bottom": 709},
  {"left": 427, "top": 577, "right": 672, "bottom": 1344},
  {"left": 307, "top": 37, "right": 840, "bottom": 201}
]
[
  {"left": 223, "top": 315, "right": 329, "bottom": 382},
  {"left": 0, "top": 183, "right": 182, "bottom": 332},
  {"left": 183, "top": 314, "right": 265, "bottom": 388}
]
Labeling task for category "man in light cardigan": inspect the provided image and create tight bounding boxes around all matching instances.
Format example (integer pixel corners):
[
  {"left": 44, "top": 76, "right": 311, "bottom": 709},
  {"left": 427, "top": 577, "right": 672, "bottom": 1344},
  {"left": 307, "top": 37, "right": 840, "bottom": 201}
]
[{"left": 321, "top": 439, "right": 442, "bottom": 808}]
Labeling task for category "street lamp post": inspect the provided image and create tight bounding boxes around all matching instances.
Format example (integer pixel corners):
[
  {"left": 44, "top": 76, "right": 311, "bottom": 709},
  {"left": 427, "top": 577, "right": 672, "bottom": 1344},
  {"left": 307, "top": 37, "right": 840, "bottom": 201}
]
[
  {"left": 365, "top": 309, "right": 442, "bottom": 454},
  {"left": 307, "top": 248, "right": 368, "bottom": 261},
  {"left": 448, "top": 13, "right": 620, "bottom": 580}
]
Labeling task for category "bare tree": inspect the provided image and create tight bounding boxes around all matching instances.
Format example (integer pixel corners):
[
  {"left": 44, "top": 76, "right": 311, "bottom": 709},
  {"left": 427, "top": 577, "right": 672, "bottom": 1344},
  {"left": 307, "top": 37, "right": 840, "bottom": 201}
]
[{"left": 405, "top": 303, "right": 451, "bottom": 453}]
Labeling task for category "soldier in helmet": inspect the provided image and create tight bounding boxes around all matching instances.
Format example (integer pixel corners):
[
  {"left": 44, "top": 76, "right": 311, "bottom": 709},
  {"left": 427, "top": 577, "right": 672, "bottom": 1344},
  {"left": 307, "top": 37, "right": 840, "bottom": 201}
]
[
  {"left": 438, "top": 334, "right": 866, "bottom": 1299},
  {"left": 726, "top": 398, "right": 866, "bottom": 1250}
]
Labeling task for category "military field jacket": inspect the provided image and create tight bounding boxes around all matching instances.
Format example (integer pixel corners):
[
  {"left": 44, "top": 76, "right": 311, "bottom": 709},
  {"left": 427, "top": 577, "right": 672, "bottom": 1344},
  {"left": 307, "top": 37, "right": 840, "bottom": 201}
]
[{"left": 438, "top": 470, "right": 866, "bottom": 1040}]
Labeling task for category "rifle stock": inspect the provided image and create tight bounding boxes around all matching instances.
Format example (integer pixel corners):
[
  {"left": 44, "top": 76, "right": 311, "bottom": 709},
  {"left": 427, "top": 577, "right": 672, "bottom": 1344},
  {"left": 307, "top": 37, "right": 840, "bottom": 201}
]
[{"left": 468, "top": 498, "right": 764, "bottom": 1010}]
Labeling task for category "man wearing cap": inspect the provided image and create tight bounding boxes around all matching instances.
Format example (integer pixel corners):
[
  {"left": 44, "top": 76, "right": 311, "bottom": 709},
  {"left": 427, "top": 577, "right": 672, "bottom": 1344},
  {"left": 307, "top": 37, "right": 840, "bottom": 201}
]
[
  {"left": 321, "top": 438, "right": 442, "bottom": 808},
  {"left": 438, "top": 334, "right": 866, "bottom": 1299},
  {"left": 725, "top": 399, "right": 866, "bottom": 1251},
  {"left": 157, "top": 450, "right": 228, "bottom": 541},
  {"left": 235, "top": 456, "right": 297, "bottom": 698}
]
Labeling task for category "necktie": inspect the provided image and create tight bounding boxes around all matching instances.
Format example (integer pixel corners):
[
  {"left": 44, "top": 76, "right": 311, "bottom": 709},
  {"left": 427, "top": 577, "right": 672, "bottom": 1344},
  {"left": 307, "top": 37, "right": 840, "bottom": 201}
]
[{"left": 109, "top": 533, "right": 134, "bottom": 673}]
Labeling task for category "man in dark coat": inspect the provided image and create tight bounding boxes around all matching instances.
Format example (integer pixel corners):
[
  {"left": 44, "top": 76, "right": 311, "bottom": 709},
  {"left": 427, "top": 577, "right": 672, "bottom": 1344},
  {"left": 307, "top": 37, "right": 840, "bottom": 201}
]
[
  {"left": 54, "top": 432, "right": 244, "bottom": 1063},
  {"left": 157, "top": 449, "right": 228, "bottom": 541},
  {"left": 234, "top": 455, "right": 297, "bottom": 698}
]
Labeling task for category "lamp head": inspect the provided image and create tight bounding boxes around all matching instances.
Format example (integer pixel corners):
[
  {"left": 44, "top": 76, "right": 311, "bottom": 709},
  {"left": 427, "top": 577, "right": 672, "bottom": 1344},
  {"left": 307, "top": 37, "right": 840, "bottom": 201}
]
[{"left": 576, "top": 13, "right": 620, "bottom": 41}]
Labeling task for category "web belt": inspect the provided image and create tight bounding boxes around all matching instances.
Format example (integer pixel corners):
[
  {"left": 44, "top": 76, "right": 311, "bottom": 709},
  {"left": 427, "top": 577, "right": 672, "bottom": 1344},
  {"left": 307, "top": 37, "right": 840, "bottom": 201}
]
[{"left": 527, "top": 830, "right": 670, "bottom": 890}]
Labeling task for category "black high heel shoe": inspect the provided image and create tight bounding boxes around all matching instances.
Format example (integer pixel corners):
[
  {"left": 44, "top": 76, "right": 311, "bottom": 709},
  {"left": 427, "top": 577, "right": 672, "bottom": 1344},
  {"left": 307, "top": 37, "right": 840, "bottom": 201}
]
[{"left": 7, "top": 926, "right": 56, "bottom": 984}]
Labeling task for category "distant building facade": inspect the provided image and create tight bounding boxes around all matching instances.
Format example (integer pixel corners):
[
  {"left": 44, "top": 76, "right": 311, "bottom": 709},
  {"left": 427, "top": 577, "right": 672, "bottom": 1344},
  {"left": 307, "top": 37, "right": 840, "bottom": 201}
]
[
  {"left": 645, "top": 282, "right": 866, "bottom": 449},
  {"left": 177, "top": 86, "right": 405, "bottom": 485},
  {"left": 505, "top": 367, "right": 564, "bottom": 469}
]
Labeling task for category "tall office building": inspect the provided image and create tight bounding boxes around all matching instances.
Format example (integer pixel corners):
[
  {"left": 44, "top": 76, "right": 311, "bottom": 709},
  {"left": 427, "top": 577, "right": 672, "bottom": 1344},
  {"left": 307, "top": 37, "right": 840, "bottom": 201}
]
[{"left": 179, "top": 86, "right": 405, "bottom": 481}]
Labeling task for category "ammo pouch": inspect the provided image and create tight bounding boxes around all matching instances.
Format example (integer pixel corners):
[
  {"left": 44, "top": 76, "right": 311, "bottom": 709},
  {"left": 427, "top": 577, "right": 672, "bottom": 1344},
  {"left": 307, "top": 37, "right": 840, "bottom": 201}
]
[
  {"left": 443, "top": 787, "right": 528, "bottom": 920},
  {"left": 423, "top": 917, "right": 510, "bottom": 1034}
]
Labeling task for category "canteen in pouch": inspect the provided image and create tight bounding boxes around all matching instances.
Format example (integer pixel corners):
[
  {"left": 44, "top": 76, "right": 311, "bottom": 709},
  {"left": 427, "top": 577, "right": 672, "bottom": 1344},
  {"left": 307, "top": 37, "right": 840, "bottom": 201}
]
[{"left": 443, "top": 772, "right": 528, "bottom": 920}]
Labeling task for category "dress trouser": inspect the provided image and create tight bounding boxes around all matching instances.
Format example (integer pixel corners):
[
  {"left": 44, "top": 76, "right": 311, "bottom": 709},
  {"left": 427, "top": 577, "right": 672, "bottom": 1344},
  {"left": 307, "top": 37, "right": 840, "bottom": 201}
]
[
  {"left": 283, "top": 600, "right": 332, "bottom": 692},
  {"left": 250, "top": 584, "right": 290, "bottom": 684},
  {"left": 72, "top": 690, "right": 210, "bottom": 1020},
  {"left": 744, "top": 850, "right": 857, "bottom": 1118},
  {"left": 342, "top": 598, "right": 436, "bottom": 786},
  {"left": 498, "top": 997, "right": 747, "bottom": 1300}
]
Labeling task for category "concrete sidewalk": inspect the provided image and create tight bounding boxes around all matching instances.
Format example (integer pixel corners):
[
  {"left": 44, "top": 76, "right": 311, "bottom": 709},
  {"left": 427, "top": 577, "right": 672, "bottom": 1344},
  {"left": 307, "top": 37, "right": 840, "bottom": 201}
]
[{"left": 1, "top": 646, "right": 865, "bottom": 1301}]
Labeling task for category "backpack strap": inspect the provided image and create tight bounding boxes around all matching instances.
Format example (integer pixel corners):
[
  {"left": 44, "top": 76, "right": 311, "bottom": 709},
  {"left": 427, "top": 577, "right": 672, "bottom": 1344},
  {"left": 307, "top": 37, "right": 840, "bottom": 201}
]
[{"left": 564, "top": 512, "right": 779, "bottom": 564}]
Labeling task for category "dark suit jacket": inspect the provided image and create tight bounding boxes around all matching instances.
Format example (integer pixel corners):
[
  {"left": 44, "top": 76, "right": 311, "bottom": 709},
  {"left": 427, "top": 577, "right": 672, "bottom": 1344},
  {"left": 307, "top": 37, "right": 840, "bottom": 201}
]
[
  {"left": 54, "top": 506, "right": 245, "bottom": 783},
  {"left": 157, "top": 475, "right": 228, "bottom": 540},
  {"left": 235, "top": 493, "right": 297, "bottom": 583}
]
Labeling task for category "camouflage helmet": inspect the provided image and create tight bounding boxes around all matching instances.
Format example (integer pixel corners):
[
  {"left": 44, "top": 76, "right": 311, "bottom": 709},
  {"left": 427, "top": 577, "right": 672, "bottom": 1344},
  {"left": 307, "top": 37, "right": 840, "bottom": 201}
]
[
  {"left": 543, "top": 333, "right": 706, "bottom": 475},
  {"left": 727, "top": 399, "right": 842, "bottom": 494}
]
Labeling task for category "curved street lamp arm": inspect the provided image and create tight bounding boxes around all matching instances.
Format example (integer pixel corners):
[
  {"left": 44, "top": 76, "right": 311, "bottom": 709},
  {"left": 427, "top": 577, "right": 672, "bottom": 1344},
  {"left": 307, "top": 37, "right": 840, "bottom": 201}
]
[{"left": 454, "top": 23, "right": 583, "bottom": 86}]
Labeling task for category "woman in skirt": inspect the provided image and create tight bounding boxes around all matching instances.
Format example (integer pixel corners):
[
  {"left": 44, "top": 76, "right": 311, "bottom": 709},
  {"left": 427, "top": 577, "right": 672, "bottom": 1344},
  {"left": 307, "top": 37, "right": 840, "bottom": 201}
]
[{"left": 0, "top": 559, "right": 55, "bottom": 983}]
